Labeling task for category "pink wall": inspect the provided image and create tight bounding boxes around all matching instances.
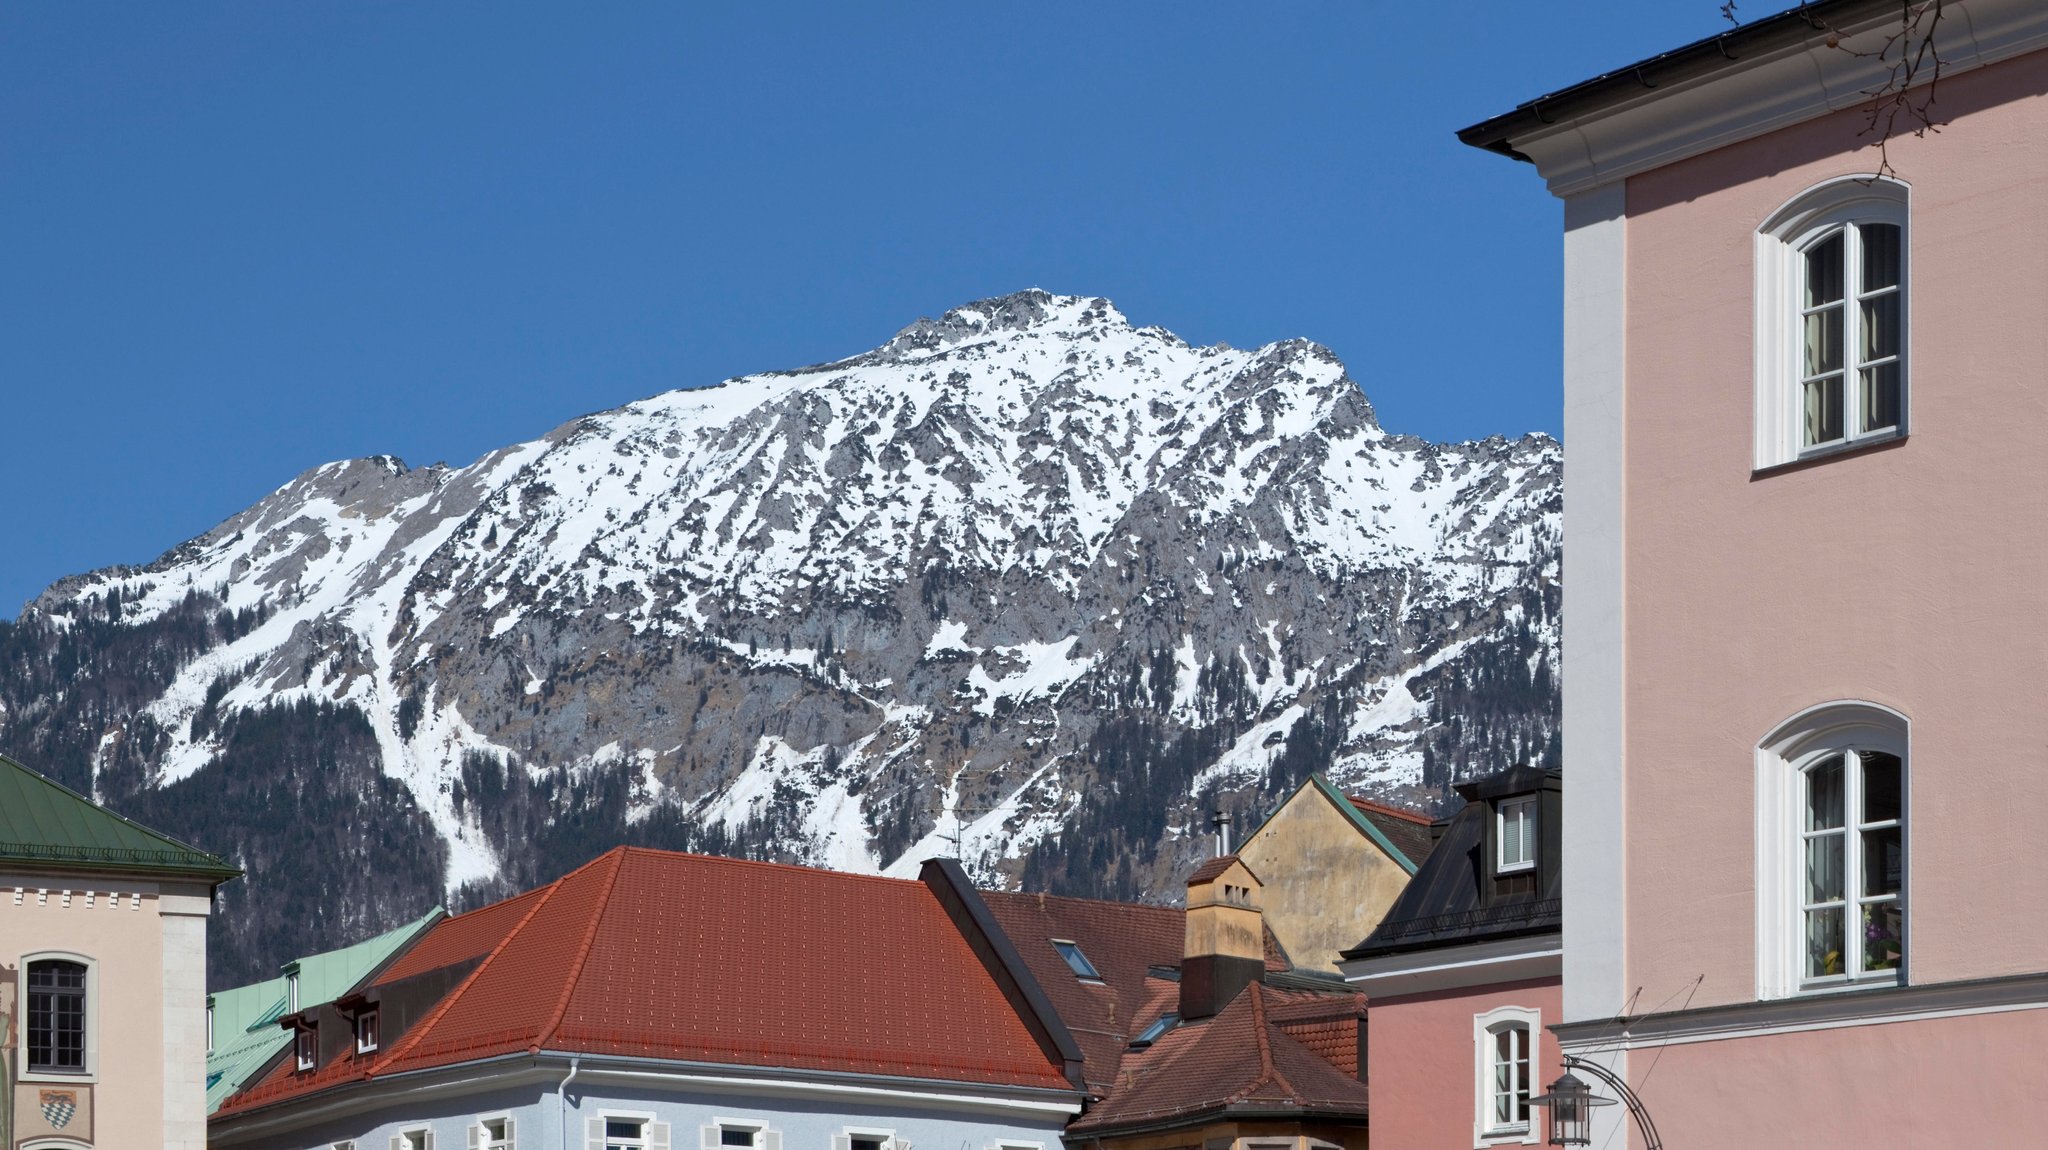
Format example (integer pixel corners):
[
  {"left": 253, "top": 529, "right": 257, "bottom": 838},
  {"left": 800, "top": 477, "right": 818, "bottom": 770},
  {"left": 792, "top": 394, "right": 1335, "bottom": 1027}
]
[
  {"left": 1365, "top": 977, "right": 1562, "bottom": 1148},
  {"left": 1634, "top": 1009, "right": 2046, "bottom": 1145},
  {"left": 1620, "top": 45, "right": 2048, "bottom": 1014}
]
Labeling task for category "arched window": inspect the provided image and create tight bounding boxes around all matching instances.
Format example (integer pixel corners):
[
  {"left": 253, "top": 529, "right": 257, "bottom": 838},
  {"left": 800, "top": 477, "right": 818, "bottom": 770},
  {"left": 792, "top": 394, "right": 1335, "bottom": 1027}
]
[
  {"left": 1473, "top": 1006, "right": 1541, "bottom": 1145},
  {"left": 1754, "top": 176, "right": 1909, "bottom": 469},
  {"left": 25, "top": 958, "right": 88, "bottom": 1074},
  {"left": 1757, "top": 702, "right": 1908, "bottom": 997}
]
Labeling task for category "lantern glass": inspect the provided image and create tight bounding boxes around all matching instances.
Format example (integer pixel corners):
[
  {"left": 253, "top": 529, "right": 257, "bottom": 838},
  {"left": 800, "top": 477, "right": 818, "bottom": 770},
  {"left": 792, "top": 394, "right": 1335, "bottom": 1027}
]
[{"left": 1533, "top": 1071, "right": 1594, "bottom": 1147}]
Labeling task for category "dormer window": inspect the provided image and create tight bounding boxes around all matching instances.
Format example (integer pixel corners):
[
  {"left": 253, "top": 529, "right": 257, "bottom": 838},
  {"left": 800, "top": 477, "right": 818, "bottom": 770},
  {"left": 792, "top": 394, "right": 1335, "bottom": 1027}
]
[
  {"left": 1052, "top": 939, "right": 1102, "bottom": 980},
  {"left": 294, "top": 1023, "right": 317, "bottom": 1072},
  {"left": 1496, "top": 797, "right": 1536, "bottom": 875},
  {"left": 354, "top": 1007, "right": 379, "bottom": 1054}
]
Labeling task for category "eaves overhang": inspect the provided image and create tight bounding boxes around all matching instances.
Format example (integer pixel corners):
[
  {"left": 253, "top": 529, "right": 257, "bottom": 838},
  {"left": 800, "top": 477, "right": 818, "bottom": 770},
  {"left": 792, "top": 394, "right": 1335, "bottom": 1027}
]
[
  {"left": 210, "top": 1048, "right": 1086, "bottom": 1144},
  {"left": 1456, "top": 0, "right": 2048, "bottom": 196},
  {"left": 1341, "top": 932, "right": 1563, "bottom": 999}
]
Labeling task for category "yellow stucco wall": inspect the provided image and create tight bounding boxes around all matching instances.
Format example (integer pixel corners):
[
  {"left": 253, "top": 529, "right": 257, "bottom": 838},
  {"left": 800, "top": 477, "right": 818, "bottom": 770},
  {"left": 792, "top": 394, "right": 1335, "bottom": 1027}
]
[{"left": 1239, "top": 784, "right": 1416, "bottom": 971}]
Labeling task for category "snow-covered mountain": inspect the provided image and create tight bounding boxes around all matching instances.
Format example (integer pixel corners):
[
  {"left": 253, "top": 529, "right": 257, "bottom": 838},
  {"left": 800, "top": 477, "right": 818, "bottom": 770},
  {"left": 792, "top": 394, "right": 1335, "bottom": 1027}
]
[{"left": 0, "top": 291, "right": 1559, "bottom": 984}]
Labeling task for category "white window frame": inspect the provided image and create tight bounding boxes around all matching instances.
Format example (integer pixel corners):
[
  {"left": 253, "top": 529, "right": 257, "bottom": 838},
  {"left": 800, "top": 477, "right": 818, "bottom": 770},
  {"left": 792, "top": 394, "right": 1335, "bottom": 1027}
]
[
  {"left": 16, "top": 951, "right": 98, "bottom": 1083},
  {"left": 698, "top": 1115, "right": 760, "bottom": 1150},
  {"left": 394, "top": 1128, "right": 435, "bottom": 1150},
  {"left": 1756, "top": 701, "right": 1910, "bottom": 1000},
  {"left": 473, "top": 1112, "right": 515, "bottom": 1149},
  {"left": 1754, "top": 174, "right": 1910, "bottom": 469},
  {"left": 835, "top": 1126, "right": 898, "bottom": 1150},
  {"left": 1495, "top": 797, "right": 1536, "bottom": 875},
  {"left": 355, "top": 1006, "right": 381, "bottom": 1054},
  {"left": 1472, "top": 1006, "right": 1541, "bottom": 1146},
  {"left": 295, "top": 1022, "right": 318, "bottom": 1072}
]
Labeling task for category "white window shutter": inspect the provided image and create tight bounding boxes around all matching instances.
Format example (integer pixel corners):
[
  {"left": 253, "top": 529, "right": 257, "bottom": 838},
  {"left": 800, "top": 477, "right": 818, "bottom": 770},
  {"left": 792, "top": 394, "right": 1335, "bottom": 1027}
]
[
  {"left": 589, "top": 1117, "right": 608, "bottom": 1150},
  {"left": 470, "top": 1123, "right": 483, "bottom": 1150},
  {"left": 504, "top": 1116, "right": 516, "bottom": 1149},
  {"left": 763, "top": 1131, "right": 781, "bottom": 1150},
  {"left": 650, "top": 1122, "right": 672, "bottom": 1150},
  {"left": 392, "top": 1138, "right": 405, "bottom": 1150},
  {"left": 702, "top": 1127, "right": 721, "bottom": 1150},
  {"left": 425, "top": 1133, "right": 437, "bottom": 1150},
  {"left": 833, "top": 1135, "right": 851, "bottom": 1150}
]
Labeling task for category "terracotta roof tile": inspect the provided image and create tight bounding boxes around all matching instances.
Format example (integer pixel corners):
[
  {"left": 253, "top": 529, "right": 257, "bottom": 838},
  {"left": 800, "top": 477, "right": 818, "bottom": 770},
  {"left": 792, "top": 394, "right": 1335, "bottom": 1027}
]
[
  {"left": 980, "top": 890, "right": 1185, "bottom": 1099},
  {"left": 1069, "top": 984, "right": 1368, "bottom": 1134},
  {"left": 1348, "top": 795, "right": 1438, "bottom": 870},
  {"left": 217, "top": 848, "right": 1073, "bottom": 1118}
]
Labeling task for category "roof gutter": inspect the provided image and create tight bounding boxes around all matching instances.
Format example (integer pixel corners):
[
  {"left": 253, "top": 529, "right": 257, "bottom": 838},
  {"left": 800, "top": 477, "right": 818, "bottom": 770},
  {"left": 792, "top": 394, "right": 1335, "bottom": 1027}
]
[{"left": 1456, "top": 0, "right": 1908, "bottom": 160}]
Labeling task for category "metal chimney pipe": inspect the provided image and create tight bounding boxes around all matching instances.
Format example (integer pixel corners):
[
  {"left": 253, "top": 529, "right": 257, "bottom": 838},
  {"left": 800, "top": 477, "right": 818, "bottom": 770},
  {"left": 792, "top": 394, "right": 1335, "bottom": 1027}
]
[{"left": 1211, "top": 809, "right": 1232, "bottom": 856}]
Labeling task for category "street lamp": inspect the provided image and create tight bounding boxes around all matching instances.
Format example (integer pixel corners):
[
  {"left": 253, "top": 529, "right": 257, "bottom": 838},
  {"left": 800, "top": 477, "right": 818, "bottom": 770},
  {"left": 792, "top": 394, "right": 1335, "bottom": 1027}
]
[{"left": 1529, "top": 1057, "right": 1658, "bottom": 1150}]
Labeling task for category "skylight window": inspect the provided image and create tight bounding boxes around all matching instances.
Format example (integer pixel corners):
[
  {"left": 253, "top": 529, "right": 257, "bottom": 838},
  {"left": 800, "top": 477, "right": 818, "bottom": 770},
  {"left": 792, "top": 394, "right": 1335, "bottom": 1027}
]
[
  {"left": 1131, "top": 1013, "right": 1180, "bottom": 1049},
  {"left": 1052, "top": 939, "right": 1101, "bottom": 980}
]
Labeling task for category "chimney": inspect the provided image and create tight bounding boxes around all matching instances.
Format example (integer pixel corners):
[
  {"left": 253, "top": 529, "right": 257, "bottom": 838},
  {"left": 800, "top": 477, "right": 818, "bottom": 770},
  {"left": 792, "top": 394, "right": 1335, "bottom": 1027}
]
[
  {"left": 1211, "top": 809, "right": 1233, "bottom": 856},
  {"left": 1180, "top": 854, "right": 1265, "bottom": 1020}
]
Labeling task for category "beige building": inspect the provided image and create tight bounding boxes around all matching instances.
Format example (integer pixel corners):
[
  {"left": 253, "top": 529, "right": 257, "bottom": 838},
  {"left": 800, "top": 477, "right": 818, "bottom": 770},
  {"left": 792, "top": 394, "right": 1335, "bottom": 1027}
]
[
  {"left": 1237, "top": 775, "right": 1435, "bottom": 970},
  {"left": 0, "top": 752, "right": 239, "bottom": 1150}
]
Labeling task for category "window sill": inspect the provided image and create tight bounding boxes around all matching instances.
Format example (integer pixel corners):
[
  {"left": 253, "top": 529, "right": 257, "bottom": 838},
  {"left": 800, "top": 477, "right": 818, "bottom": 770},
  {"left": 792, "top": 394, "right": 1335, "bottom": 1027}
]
[
  {"left": 1475, "top": 1125, "right": 1535, "bottom": 1148},
  {"left": 1752, "top": 431, "right": 1906, "bottom": 479},
  {"left": 16, "top": 1067, "right": 96, "bottom": 1085}
]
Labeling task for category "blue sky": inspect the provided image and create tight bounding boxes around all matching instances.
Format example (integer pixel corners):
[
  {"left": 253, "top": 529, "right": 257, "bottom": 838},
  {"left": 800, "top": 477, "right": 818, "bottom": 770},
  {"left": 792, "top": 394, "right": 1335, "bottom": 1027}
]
[{"left": 1, "top": 2, "right": 1737, "bottom": 613}]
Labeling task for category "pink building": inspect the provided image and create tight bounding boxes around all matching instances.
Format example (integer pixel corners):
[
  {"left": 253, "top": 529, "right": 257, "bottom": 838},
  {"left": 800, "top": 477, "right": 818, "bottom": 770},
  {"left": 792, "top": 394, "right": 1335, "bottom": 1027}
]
[
  {"left": 1341, "top": 767, "right": 1563, "bottom": 1148},
  {"left": 1460, "top": 0, "right": 2048, "bottom": 1143}
]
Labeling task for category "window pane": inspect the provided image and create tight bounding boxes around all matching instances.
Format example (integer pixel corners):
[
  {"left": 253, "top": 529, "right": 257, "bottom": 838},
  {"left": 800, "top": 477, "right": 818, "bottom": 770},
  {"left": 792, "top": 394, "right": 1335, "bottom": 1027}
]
[
  {"left": 1803, "top": 375, "right": 1843, "bottom": 446},
  {"left": 720, "top": 1129, "right": 753, "bottom": 1147},
  {"left": 1862, "top": 824, "right": 1903, "bottom": 897},
  {"left": 1862, "top": 901, "right": 1905, "bottom": 972},
  {"left": 1859, "top": 292, "right": 1899, "bottom": 363},
  {"left": 1806, "top": 905, "right": 1845, "bottom": 977},
  {"left": 1806, "top": 756, "right": 1845, "bottom": 829},
  {"left": 1859, "top": 363, "right": 1900, "bottom": 434},
  {"left": 1806, "top": 833, "right": 1844, "bottom": 902},
  {"left": 1805, "top": 232, "right": 1845, "bottom": 305},
  {"left": 1804, "top": 306, "right": 1843, "bottom": 375},
  {"left": 1861, "top": 223, "right": 1901, "bottom": 292},
  {"left": 1862, "top": 751, "right": 1902, "bottom": 823}
]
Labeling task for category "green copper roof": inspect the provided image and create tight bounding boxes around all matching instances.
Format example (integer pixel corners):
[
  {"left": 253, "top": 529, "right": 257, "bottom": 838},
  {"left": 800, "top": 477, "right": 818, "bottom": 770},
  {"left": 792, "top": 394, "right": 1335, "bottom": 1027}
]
[
  {"left": 0, "top": 752, "right": 241, "bottom": 880},
  {"left": 206, "top": 907, "right": 443, "bottom": 1113}
]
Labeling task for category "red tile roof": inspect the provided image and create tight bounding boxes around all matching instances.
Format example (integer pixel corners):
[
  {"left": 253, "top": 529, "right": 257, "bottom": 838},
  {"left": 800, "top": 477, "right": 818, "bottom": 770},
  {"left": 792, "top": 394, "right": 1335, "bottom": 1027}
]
[
  {"left": 1069, "top": 983, "right": 1369, "bottom": 1134},
  {"left": 980, "top": 890, "right": 1185, "bottom": 1099},
  {"left": 218, "top": 848, "right": 1074, "bottom": 1117},
  {"left": 1347, "top": 795, "right": 1438, "bottom": 870}
]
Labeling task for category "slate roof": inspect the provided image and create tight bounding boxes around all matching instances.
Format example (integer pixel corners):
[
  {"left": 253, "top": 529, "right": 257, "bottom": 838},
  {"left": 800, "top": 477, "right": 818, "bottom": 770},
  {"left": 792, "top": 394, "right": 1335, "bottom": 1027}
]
[
  {"left": 217, "top": 847, "right": 1075, "bottom": 1118},
  {"left": 0, "top": 751, "right": 239, "bottom": 882},
  {"left": 1343, "top": 766, "right": 1562, "bottom": 960},
  {"left": 1068, "top": 983, "right": 1369, "bottom": 1135},
  {"left": 205, "top": 909, "right": 441, "bottom": 1113}
]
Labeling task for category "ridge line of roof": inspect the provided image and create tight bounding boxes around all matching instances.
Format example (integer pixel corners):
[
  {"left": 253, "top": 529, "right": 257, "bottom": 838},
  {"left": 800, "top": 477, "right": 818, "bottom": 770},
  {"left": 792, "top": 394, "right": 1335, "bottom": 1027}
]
[
  {"left": 1345, "top": 794, "right": 1433, "bottom": 826},
  {"left": 535, "top": 848, "right": 629, "bottom": 1051},
  {"left": 369, "top": 868, "right": 568, "bottom": 1074},
  {"left": 1237, "top": 984, "right": 1283, "bottom": 1104}
]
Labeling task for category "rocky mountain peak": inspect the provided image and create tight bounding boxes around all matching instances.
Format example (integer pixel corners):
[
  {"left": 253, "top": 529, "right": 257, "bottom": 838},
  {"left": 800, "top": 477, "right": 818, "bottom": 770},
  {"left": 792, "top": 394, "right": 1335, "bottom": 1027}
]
[{"left": 0, "top": 292, "right": 1561, "bottom": 986}]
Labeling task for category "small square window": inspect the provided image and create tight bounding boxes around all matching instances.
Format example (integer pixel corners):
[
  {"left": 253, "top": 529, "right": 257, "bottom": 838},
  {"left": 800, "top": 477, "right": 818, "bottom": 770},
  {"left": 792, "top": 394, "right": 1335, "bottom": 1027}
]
[
  {"left": 400, "top": 1131, "right": 430, "bottom": 1150},
  {"left": 1051, "top": 939, "right": 1101, "bottom": 980},
  {"left": 1496, "top": 797, "right": 1536, "bottom": 875},
  {"left": 480, "top": 1116, "right": 512, "bottom": 1148},
  {"left": 607, "top": 1119, "right": 649, "bottom": 1150},
  {"left": 294, "top": 1025, "right": 318, "bottom": 1072},
  {"left": 852, "top": 1136, "right": 888, "bottom": 1150},
  {"left": 720, "top": 1128, "right": 755, "bottom": 1148}
]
